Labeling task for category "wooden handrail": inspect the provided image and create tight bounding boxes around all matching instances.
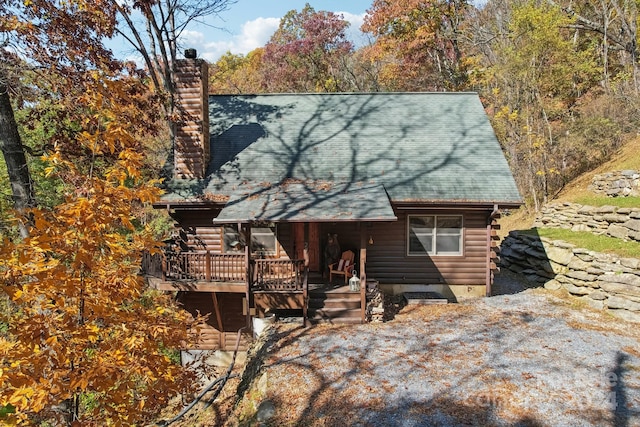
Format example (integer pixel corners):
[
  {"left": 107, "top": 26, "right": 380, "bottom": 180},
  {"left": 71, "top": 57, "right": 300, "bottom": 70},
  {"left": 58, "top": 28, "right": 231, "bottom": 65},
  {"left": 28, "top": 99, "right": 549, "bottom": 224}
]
[
  {"left": 143, "top": 251, "right": 306, "bottom": 291},
  {"left": 142, "top": 250, "right": 246, "bottom": 282},
  {"left": 254, "top": 259, "right": 305, "bottom": 292}
]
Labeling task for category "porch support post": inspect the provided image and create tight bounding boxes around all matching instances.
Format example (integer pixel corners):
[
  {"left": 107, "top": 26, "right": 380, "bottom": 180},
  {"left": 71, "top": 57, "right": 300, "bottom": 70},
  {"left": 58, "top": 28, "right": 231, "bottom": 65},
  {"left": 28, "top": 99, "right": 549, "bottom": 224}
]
[
  {"left": 211, "top": 292, "right": 224, "bottom": 350},
  {"left": 242, "top": 223, "right": 252, "bottom": 329},
  {"left": 303, "top": 239, "right": 309, "bottom": 327},
  {"left": 360, "top": 226, "right": 367, "bottom": 324},
  {"left": 161, "top": 252, "right": 167, "bottom": 281}
]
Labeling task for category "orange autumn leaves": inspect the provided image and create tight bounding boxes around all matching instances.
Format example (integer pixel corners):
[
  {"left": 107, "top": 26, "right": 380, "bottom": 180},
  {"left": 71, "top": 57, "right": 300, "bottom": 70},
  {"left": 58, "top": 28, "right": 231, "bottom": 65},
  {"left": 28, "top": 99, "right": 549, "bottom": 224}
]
[{"left": 0, "top": 73, "right": 195, "bottom": 425}]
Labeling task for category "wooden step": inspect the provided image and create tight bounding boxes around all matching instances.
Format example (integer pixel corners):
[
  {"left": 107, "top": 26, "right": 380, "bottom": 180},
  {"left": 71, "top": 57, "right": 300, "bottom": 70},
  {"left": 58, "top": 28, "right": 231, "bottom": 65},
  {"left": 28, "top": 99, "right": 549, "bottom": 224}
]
[
  {"left": 307, "top": 307, "right": 363, "bottom": 324},
  {"left": 306, "top": 285, "right": 363, "bottom": 324},
  {"left": 308, "top": 307, "right": 361, "bottom": 319},
  {"left": 308, "top": 297, "right": 361, "bottom": 310},
  {"left": 309, "top": 293, "right": 360, "bottom": 308}
]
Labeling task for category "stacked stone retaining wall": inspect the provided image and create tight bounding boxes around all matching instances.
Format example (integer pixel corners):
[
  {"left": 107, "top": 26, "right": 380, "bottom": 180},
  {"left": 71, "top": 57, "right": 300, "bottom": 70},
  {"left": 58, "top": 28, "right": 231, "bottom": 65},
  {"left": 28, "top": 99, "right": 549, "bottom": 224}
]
[
  {"left": 589, "top": 170, "right": 640, "bottom": 197},
  {"left": 533, "top": 202, "right": 640, "bottom": 241},
  {"left": 500, "top": 230, "right": 640, "bottom": 323}
]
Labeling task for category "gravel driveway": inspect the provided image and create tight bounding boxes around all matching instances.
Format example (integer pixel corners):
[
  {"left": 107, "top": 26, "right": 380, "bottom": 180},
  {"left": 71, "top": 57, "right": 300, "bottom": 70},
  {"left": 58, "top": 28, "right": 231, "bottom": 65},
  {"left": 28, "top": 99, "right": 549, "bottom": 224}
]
[{"left": 229, "top": 275, "right": 640, "bottom": 427}]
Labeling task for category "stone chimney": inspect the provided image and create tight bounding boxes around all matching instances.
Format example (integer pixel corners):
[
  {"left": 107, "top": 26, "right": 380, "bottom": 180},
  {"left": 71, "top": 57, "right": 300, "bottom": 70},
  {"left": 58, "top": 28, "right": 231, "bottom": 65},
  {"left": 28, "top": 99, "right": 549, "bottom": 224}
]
[{"left": 173, "top": 49, "right": 210, "bottom": 179}]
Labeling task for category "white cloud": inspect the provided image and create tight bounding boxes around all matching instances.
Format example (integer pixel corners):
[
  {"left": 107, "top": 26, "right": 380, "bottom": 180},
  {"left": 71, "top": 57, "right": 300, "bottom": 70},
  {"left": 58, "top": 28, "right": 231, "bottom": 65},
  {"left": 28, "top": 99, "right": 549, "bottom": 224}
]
[
  {"left": 339, "top": 11, "right": 365, "bottom": 29},
  {"left": 181, "top": 29, "right": 207, "bottom": 47},
  {"left": 236, "top": 17, "right": 281, "bottom": 53},
  {"left": 337, "top": 12, "right": 368, "bottom": 48},
  {"left": 194, "top": 16, "right": 280, "bottom": 62}
]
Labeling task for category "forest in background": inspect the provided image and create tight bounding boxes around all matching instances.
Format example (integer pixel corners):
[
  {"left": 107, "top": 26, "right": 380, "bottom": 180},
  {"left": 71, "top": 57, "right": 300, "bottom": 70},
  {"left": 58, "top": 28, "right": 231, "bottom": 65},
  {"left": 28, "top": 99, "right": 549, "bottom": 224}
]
[
  {"left": 3, "top": 0, "right": 640, "bottom": 231},
  {"left": 208, "top": 0, "right": 640, "bottom": 212},
  {"left": 1, "top": 0, "right": 640, "bottom": 425}
]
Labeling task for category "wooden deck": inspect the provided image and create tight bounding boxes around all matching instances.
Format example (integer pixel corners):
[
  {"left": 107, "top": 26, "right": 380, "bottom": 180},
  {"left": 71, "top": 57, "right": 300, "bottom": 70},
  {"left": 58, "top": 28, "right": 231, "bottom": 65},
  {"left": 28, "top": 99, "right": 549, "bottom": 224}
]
[
  {"left": 142, "top": 252, "right": 366, "bottom": 349},
  {"left": 142, "top": 251, "right": 307, "bottom": 292}
]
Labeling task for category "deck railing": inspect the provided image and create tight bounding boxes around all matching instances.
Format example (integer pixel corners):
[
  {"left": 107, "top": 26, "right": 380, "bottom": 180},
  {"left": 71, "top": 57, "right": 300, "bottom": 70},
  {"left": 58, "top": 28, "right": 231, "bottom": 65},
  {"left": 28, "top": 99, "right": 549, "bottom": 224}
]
[
  {"left": 254, "top": 259, "right": 306, "bottom": 292},
  {"left": 142, "top": 252, "right": 164, "bottom": 278},
  {"left": 141, "top": 251, "right": 306, "bottom": 291},
  {"left": 142, "top": 251, "right": 246, "bottom": 282}
]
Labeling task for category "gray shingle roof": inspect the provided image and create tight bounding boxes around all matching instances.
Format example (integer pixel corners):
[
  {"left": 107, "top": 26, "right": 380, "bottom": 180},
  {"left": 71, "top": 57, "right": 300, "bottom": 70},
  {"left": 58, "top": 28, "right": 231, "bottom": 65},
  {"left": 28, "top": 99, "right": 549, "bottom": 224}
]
[
  {"left": 213, "top": 181, "right": 397, "bottom": 223},
  {"left": 163, "top": 92, "right": 522, "bottom": 206}
]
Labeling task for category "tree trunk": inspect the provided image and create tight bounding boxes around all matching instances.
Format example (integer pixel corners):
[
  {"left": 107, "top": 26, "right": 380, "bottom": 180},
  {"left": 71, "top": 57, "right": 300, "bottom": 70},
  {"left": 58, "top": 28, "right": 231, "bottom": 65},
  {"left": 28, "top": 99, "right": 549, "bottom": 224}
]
[{"left": 0, "top": 76, "right": 35, "bottom": 238}]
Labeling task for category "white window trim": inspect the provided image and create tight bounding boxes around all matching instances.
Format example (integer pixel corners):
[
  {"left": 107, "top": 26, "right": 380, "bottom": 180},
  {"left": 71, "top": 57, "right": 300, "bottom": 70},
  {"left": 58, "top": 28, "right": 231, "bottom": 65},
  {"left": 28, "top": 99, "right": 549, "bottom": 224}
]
[{"left": 407, "top": 214, "right": 464, "bottom": 256}]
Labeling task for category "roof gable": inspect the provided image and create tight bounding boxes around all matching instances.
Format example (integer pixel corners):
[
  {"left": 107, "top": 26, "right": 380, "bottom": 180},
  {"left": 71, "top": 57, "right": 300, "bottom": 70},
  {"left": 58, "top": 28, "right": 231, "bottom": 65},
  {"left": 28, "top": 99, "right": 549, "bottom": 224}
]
[{"left": 164, "top": 92, "right": 522, "bottom": 205}]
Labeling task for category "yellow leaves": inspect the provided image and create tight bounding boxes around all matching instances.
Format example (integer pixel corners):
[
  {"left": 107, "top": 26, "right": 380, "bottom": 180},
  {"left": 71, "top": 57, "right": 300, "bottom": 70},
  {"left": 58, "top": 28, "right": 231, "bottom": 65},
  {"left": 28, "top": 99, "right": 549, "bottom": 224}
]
[
  {"left": 0, "top": 338, "right": 15, "bottom": 355},
  {"left": 44, "top": 335, "right": 58, "bottom": 347},
  {"left": 7, "top": 386, "right": 34, "bottom": 408},
  {"left": 41, "top": 151, "right": 69, "bottom": 178},
  {"left": 0, "top": 78, "right": 193, "bottom": 427},
  {"left": 536, "top": 168, "right": 560, "bottom": 177},
  {"left": 86, "top": 324, "right": 101, "bottom": 343},
  {"left": 123, "top": 334, "right": 144, "bottom": 351},
  {"left": 494, "top": 105, "right": 519, "bottom": 122},
  {"left": 69, "top": 376, "right": 90, "bottom": 392},
  {"left": 11, "top": 289, "right": 23, "bottom": 301}
]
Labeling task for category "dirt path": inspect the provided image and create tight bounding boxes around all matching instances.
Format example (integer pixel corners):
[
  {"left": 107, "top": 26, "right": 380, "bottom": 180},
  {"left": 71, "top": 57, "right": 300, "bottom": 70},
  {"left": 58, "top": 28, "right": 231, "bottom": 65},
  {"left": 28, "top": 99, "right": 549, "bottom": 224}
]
[{"left": 227, "top": 285, "right": 640, "bottom": 426}]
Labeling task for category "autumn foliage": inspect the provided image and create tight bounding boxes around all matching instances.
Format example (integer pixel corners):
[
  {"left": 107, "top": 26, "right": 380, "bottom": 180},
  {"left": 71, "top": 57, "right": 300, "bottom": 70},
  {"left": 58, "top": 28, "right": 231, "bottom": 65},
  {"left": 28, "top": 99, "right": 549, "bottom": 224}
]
[
  {"left": 362, "top": 0, "right": 470, "bottom": 91},
  {"left": 0, "top": 71, "right": 196, "bottom": 426}
]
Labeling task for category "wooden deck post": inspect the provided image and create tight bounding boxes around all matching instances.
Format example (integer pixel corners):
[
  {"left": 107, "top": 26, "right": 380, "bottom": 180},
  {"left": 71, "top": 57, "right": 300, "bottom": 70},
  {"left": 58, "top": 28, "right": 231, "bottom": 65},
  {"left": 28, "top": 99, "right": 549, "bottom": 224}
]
[
  {"left": 303, "top": 243, "right": 309, "bottom": 327},
  {"left": 243, "top": 224, "right": 252, "bottom": 329},
  {"left": 161, "top": 252, "right": 167, "bottom": 281},
  {"left": 211, "top": 292, "right": 224, "bottom": 350},
  {"left": 205, "top": 251, "right": 211, "bottom": 281}
]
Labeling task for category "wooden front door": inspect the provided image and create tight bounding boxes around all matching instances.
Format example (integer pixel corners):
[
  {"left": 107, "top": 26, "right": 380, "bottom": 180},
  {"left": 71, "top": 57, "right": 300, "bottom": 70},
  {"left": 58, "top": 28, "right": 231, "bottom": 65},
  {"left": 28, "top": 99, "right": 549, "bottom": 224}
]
[{"left": 293, "top": 223, "right": 321, "bottom": 272}]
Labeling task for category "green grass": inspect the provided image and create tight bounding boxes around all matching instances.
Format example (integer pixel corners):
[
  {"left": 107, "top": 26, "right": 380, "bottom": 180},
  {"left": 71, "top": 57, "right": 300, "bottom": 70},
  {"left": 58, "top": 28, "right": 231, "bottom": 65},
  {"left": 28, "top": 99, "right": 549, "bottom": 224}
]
[
  {"left": 572, "top": 195, "right": 640, "bottom": 208},
  {"left": 523, "top": 227, "right": 640, "bottom": 258}
]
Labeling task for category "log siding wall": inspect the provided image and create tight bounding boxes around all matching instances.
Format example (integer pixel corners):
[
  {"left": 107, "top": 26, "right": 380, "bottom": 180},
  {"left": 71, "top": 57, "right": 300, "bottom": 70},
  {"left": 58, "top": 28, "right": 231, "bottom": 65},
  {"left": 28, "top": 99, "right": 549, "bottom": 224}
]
[
  {"left": 177, "top": 291, "right": 250, "bottom": 351},
  {"left": 169, "top": 208, "right": 491, "bottom": 285},
  {"left": 365, "top": 210, "right": 489, "bottom": 285},
  {"left": 170, "top": 210, "right": 295, "bottom": 259}
]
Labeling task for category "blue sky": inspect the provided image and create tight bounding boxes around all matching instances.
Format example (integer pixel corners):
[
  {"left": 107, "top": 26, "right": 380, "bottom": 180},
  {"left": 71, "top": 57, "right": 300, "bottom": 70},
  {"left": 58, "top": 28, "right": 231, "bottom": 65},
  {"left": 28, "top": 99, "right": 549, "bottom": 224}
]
[{"left": 114, "top": 1, "right": 373, "bottom": 63}]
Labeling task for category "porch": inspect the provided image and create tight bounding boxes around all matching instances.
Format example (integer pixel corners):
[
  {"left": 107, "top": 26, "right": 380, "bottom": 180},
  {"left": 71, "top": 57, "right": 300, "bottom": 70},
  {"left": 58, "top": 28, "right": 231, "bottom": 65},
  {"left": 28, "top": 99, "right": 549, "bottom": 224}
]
[
  {"left": 141, "top": 250, "right": 367, "bottom": 326},
  {"left": 142, "top": 251, "right": 309, "bottom": 293}
]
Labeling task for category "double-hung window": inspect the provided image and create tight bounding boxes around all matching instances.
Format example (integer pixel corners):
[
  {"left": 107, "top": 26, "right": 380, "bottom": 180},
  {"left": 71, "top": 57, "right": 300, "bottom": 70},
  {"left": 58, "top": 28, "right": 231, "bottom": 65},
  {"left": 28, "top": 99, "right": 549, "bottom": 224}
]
[{"left": 408, "top": 215, "right": 463, "bottom": 256}]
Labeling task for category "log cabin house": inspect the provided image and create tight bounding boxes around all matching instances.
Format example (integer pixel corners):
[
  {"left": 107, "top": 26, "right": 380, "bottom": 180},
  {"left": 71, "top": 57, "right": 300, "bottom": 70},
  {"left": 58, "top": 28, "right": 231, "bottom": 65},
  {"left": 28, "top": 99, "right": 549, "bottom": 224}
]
[{"left": 142, "top": 53, "right": 523, "bottom": 351}]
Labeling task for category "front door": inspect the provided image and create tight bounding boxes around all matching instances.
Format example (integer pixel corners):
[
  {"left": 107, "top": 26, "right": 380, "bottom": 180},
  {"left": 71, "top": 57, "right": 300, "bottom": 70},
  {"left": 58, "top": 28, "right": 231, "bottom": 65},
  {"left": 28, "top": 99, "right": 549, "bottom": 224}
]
[{"left": 293, "top": 223, "right": 321, "bottom": 272}]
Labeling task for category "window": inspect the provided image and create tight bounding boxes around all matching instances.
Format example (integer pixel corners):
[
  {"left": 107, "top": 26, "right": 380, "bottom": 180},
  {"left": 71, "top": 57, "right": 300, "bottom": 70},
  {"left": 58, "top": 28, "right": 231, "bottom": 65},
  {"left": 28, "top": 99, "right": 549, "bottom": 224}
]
[
  {"left": 222, "top": 224, "right": 278, "bottom": 255},
  {"left": 408, "top": 215, "right": 462, "bottom": 256},
  {"left": 251, "top": 226, "right": 277, "bottom": 255},
  {"left": 223, "top": 225, "right": 243, "bottom": 252}
]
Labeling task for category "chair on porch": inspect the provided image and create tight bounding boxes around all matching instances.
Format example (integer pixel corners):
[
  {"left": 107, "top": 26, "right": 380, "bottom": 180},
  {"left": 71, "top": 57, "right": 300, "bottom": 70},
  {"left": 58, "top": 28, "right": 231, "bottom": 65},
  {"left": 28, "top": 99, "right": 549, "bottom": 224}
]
[{"left": 329, "top": 250, "right": 355, "bottom": 284}]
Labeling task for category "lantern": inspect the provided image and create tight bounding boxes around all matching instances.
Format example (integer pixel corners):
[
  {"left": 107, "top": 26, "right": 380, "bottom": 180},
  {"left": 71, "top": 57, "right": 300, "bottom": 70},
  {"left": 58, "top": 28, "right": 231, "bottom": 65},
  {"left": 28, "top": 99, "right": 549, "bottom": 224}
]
[{"left": 349, "top": 270, "right": 361, "bottom": 291}]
